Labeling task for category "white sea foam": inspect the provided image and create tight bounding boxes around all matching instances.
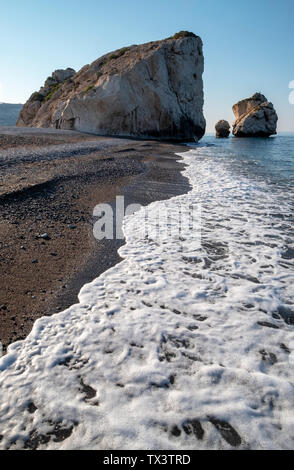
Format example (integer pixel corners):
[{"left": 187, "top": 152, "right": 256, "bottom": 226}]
[{"left": 0, "top": 147, "right": 294, "bottom": 450}]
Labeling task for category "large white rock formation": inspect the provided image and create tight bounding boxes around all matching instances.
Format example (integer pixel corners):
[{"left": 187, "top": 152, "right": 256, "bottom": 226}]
[{"left": 17, "top": 32, "right": 206, "bottom": 142}]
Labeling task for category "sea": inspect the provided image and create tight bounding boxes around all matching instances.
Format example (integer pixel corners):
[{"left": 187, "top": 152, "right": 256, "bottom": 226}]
[
  {"left": 187, "top": 133, "right": 294, "bottom": 324},
  {"left": 0, "top": 133, "right": 293, "bottom": 449}
]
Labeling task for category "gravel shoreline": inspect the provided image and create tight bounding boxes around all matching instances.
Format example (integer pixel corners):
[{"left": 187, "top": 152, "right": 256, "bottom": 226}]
[{"left": 0, "top": 128, "right": 189, "bottom": 351}]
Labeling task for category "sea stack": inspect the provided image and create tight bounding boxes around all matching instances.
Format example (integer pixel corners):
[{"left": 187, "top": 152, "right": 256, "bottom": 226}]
[
  {"left": 17, "top": 32, "right": 206, "bottom": 142},
  {"left": 215, "top": 120, "right": 230, "bottom": 138},
  {"left": 232, "top": 93, "right": 278, "bottom": 137}
]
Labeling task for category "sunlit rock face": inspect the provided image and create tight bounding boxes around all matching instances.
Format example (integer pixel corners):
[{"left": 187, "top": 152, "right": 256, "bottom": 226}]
[
  {"left": 17, "top": 32, "right": 206, "bottom": 142},
  {"left": 232, "top": 93, "right": 278, "bottom": 137}
]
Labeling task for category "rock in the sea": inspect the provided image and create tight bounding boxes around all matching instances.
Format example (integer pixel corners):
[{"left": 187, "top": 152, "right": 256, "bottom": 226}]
[
  {"left": 215, "top": 120, "right": 230, "bottom": 138},
  {"left": 232, "top": 93, "right": 278, "bottom": 137},
  {"left": 17, "top": 32, "right": 206, "bottom": 142}
]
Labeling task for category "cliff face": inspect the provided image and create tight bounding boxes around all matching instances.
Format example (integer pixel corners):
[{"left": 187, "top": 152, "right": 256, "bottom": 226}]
[
  {"left": 17, "top": 32, "right": 206, "bottom": 142},
  {"left": 232, "top": 93, "right": 278, "bottom": 137}
]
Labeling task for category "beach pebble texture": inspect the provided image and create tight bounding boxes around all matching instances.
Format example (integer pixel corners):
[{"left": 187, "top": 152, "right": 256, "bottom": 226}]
[
  {"left": 17, "top": 32, "right": 206, "bottom": 142},
  {"left": 0, "top": 132, "right": 133, "bottom": 170},
  {"left": 0, "top": 128, "right": 187, "bottom": 352},
  {"left": 0, "top": 145, "right": 293, "bottom": 450}
]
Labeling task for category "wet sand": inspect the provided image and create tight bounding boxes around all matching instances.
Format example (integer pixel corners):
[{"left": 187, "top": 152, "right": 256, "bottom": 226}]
[{"left": 0, "top": 128, "right": 189, "bottom": 351}]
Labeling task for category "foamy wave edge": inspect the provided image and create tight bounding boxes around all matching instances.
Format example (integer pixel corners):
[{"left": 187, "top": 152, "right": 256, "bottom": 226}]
[{"left": 0, "top": 148, "right": 294, "bottom": 450}]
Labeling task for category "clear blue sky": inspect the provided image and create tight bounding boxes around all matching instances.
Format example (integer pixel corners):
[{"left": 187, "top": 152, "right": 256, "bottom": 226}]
[{"left": 0, "top": 0, "right": 293, "bottom": 131}]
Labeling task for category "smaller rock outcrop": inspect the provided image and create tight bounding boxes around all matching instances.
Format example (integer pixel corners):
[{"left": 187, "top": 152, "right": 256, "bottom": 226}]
[
  {"left": 215, "top": 120, "right": 230, "bottom": 138},
  {"left": 232, "top": 93, "right": 278, "bottom": 137},
  {"left": 17, "top": 68, "right": 76, "bottom": 127}
]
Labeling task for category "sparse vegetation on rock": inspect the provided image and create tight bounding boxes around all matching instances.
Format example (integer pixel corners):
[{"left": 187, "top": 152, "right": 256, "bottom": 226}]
[
  {"left": 17, "top": 34, "right": 205, "bottom": 141},
  {"left": 103, "top": 47, "right": 130, "bottom": 66},
  {"left": 30, "top": 92, "right": 45, "bottom": 102},
  {"left": 84, "top": 85, "right": 95, "bottom": 94},
  {"left": 45, "top": 84, "right": 60, "bottom": 102},
  {"left": 170, "top": 31, "right": 198, "bottom": 40}
]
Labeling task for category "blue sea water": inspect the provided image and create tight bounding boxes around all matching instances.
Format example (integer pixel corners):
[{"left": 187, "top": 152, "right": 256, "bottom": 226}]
[
  {"left": 187, "top": 133, "right": 294, "bottom": 322},
  {"left": 194, "top": 133, "right": 294, "bottom": 187}
]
